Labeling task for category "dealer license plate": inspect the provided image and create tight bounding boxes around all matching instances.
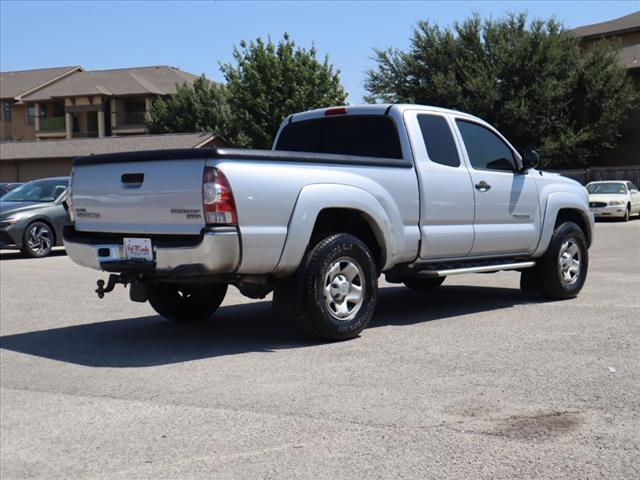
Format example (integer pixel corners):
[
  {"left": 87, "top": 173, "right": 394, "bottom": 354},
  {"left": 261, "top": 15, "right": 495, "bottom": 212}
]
[{"left": 123, "top": 238, "right": 153, "bottom": 262}]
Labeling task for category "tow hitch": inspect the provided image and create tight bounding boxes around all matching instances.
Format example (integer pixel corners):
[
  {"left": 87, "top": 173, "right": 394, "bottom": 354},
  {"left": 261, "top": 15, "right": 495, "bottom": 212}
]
[
  {"left": 95, "top": 274, "right": 128, "bottom": 298},
  {"left": 95, "top": 273, "right": 149, "bottom": 302}
]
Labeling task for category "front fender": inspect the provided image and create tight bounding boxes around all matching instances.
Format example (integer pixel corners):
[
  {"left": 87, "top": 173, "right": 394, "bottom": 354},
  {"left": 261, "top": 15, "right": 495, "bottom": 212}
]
[
  {"left": 533, "top": 191, "right": 593, "bottom": 258},
  {"left": 273, "top": 184, "right": 400, "bottom": 276}
]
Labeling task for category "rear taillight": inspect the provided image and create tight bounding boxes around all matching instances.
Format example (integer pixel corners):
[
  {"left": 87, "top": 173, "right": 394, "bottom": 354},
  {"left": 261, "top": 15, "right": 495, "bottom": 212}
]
[
  {"left": 203, "top": 167, "right": 237, "bottom": 225},
  {"left": 66, "top": 170, "right": 75, "bottom": 222}
]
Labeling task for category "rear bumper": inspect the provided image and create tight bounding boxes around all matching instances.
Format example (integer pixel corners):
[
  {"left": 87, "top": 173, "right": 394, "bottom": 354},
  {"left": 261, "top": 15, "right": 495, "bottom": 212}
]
[{"left": 63, "top": 226, "right": 240, "bottom": 275}]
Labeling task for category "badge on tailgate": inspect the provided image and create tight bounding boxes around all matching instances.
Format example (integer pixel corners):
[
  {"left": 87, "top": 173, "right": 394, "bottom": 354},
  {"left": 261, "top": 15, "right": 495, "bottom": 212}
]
[{"left": 123, "top": 238, "right": 153, "bottom": 262}]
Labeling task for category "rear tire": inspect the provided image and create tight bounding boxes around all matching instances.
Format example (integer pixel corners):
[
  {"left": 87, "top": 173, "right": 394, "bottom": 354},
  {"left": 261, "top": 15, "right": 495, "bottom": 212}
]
[
  {"left": 148, "top": 283, "right": 227, "bottom": 322},
  {"left": 273, "top": 233, "right": 378, "bottom": 341},
  {"left": 539, "top": 222, "right": 588, "bottom": 300},
  {"left": 404, "top": 276, "right": 445, "bottom": 291}
]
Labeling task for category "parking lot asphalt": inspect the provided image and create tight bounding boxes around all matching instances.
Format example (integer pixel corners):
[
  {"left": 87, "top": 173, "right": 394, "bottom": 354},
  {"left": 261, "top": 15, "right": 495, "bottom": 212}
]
[{"left": 1, "top": 219, "right": 639, "bottom": 479}]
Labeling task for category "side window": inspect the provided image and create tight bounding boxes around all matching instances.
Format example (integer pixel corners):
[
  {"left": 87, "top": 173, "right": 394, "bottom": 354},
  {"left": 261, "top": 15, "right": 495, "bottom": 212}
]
[
  {"left": 456, "top": 120, "right": 516, "bottom": 172},
  {"left": 27, "top": 106, "right": 36, "bottom": 126},
  {"left": 627, "top": 182, "right": 638, "bottom": 192},
  {"left": 417, "top": 114, "right": 460, "bottom": 167}
]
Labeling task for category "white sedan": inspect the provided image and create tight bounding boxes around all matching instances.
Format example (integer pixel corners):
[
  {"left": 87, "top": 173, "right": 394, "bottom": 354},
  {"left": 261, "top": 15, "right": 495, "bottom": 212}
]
[{"left": 586, "top": 181, "right": 640, "bottom": 222}]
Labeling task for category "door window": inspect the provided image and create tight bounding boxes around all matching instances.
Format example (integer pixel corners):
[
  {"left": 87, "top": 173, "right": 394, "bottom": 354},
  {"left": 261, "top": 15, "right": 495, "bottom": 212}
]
[
  {"left": 456, "top": 120, "right": 516, "bottom": 172},
  {"left": 417, "top": 114, "right": 460, "bottom": 167}
]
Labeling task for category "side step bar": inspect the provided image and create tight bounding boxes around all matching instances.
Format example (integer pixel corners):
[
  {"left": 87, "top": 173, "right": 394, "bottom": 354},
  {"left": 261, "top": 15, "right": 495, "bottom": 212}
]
[{"left": 418, "top": 261, "right": 536, "bottom": 278}]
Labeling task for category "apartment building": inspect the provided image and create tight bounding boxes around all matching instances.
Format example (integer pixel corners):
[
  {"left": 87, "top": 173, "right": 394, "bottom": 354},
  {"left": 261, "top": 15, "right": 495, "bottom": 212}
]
[
  {"left": 0, "top": 65, "right": 224, "bottom": 181},
  {"left": 0, "top": 66, "right": 82, "bottom": 142},
  {"left": 573, "top": 11, "right": 640, "bottom": 165},
  {"left": 0, "top": 65, "right": 199, "bottom": 142}
]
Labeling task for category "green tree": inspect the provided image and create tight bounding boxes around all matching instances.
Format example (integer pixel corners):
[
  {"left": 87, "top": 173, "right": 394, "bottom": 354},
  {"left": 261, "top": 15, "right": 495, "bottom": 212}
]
[
  {"left": 221, "top": 33, "right": 348, "bottom": 148},
  {"left": 148, "top": 76, "right": 234, "bottom": 138},
  {"left": 365, "top": 14, "right": 637, "bottom": 167}
]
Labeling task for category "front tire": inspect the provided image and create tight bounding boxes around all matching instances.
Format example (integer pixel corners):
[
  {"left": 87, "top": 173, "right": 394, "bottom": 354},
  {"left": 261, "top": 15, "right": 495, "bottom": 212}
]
[
  {"left": 622, "top": 204, "right": 630, "bottom": 222},
  {"left": 274, "top": 233, "right": 378, "bottom": 341},
  {"left": 539, "top": 222, "right": 588, "bottom": 300},
  {"left": 148, "top": 283, "right": 227, "bottom": 322},
  {"left": 21, "top": 221, "right": 54, "bottom": 258}
]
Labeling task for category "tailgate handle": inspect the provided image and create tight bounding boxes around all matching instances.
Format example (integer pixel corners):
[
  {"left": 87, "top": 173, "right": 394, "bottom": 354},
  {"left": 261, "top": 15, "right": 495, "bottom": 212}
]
[{"left": 121, "top": 173, "right": 144, "bottom": 187}]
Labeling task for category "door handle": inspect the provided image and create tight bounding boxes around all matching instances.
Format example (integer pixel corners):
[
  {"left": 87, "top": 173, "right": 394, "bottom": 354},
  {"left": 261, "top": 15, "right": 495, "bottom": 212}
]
[{"left": 475, "top": 181, "right": 491, "bottom": 191}]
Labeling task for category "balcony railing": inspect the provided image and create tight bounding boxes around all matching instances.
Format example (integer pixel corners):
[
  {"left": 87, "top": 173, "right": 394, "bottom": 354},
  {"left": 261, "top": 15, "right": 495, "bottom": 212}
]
[
  {"left": 39, "top": 116, "right": 66, "bottom": 132},
  {"left": 116, "top": 112, "right": 147, "bottom": 127},
  {"left": 72, "top": 131, "right": 99, "bottom": 139}
]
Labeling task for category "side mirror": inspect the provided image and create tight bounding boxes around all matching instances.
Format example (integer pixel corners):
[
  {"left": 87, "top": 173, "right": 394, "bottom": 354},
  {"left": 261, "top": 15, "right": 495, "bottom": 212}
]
[{"left": 522, "top": 149, "right": 540, "bottom": 171}]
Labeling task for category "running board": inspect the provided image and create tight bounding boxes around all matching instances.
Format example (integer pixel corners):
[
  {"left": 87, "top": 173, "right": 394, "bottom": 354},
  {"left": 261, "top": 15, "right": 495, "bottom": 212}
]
[{"left": 417, "top": 261, "right": 536, "bottom": 277}]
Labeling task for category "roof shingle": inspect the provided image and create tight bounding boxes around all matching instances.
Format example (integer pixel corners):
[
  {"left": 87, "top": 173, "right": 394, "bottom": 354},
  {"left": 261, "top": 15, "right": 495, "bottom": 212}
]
[
  {"left": 0, "top": 132, "right": 221, "bottom": 161},
  {"left": 0, "top": 66, "right": 82, "bottom": 100},
  {"left": 21, "top": 66, "right": 200, "bottom": 102},
  {"left": 572, "top": 11, "right": 640, "bottom": 38}
]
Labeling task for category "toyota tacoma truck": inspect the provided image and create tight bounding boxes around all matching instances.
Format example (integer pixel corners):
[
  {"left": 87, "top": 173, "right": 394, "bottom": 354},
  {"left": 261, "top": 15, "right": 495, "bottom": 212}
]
[{"left": 63, "top": 104, "right": 594, "bottom": 341}]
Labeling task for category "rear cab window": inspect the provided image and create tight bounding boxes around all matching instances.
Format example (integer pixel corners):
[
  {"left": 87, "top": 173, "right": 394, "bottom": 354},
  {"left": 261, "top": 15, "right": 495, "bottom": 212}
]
[{"left": 275, "top": 115, "right": 403, "bottom": 159}]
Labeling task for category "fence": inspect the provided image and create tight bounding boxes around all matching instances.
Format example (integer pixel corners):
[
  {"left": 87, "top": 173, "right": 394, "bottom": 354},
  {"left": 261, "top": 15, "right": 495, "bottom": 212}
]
[{"left": 547, "top": 165, "right": 640, "bottom": 186}]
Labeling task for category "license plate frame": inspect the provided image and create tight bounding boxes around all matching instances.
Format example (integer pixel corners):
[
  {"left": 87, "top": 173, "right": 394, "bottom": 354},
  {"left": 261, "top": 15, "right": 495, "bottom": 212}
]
[{"left": 123, "top": 237, "right": 153, "bottom": 262}]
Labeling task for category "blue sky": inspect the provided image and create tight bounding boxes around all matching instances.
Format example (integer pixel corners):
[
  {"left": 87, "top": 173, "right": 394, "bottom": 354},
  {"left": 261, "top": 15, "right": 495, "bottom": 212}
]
[{"left": 1, "top": 1, "right": 638, "bottom": 102}]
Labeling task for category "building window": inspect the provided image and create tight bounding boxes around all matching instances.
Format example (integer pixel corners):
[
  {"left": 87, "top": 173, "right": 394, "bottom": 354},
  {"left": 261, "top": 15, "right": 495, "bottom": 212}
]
[
  {"left": 27, "top": 106, "right": 36, "bottom": 125},
  {"left": 123, "top": 100, "right": 147, "bottom": 125},
  {"left": 3, "top": 102, "right": 11, "bottom": 120},
  {"left": 53, "top": 103, "right": 65, "bottom": 117}
]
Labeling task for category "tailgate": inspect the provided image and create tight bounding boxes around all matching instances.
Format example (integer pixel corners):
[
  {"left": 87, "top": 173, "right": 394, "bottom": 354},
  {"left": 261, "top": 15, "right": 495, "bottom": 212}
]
[{"left": 72, "top": 159, "right": 206, "bottom": 234}]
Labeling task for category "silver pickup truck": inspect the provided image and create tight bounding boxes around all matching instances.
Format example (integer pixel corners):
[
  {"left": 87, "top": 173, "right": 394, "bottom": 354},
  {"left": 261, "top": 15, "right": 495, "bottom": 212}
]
[{"left": 64, "top": 104, "right": 594, "bottom": 341}]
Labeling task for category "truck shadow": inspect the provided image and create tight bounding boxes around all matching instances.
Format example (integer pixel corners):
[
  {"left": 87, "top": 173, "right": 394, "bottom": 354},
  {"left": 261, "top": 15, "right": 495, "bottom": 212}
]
[
  {"left": 0, "top": 285, "right": 544, "bottom": 368},
  {"left": 0, "top": 249, "right": 67, "bottom": 261}
]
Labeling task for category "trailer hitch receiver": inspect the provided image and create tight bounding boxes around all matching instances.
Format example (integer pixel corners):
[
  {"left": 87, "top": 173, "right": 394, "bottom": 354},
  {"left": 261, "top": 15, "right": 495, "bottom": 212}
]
[{"left": 95, "top": 274, "right": 128, "bottom": 299}]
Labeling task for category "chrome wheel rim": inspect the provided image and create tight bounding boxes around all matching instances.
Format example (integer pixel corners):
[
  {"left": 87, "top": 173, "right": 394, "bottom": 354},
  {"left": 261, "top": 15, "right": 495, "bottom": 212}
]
[
  {"left": 27, "top": 224, "right": 52, "bottom": 255},
  {"left": 323, "top": 257, "right": 365, "bottom": 321},
  {"left": 558, "top": 238, "right": 581, "bottom": 285}
]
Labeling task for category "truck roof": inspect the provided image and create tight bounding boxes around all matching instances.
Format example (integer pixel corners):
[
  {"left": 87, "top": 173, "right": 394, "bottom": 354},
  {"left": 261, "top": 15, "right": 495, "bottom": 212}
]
[{"left": 289, "top": 103, "right": 483, "bottom": 124}]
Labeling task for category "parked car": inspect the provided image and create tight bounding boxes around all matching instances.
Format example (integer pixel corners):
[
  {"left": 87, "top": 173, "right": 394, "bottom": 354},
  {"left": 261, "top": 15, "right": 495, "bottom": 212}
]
[
  {"left": 0, "top": 183, "right": 22, "bottom": 196},
  {"left": 0, "top": 177, "right": 70, "bottom": 257},
  {"left": 63, "top": 104, "right": 594, "bottom": 341},
  {"left": 586, "top": 181, "right": 640, "bottom": 222}
]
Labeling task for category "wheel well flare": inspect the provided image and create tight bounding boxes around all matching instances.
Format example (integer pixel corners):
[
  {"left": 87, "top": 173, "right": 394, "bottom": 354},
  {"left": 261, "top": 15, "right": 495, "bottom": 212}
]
[{"left": 311, "top": 208, "right": 385, "bottom": 269}]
